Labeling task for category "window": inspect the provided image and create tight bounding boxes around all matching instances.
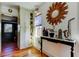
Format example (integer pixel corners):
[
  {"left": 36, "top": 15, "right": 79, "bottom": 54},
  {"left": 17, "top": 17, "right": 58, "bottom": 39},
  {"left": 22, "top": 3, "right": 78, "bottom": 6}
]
[
  {"left": 35, "top": 15, "right": 42, "bottom": 26},
  {"left": 34, "top": 15, "right": 42, "bottom": 37},
  {"left": 4, "top": 24, "right": 12, "bottom": 32}
]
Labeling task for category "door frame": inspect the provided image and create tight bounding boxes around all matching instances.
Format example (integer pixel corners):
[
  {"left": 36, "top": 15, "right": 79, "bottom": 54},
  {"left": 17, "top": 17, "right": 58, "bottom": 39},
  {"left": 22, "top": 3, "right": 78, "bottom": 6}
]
[{"left": 1, "top": 15, "right": 19, "bottom": 51}]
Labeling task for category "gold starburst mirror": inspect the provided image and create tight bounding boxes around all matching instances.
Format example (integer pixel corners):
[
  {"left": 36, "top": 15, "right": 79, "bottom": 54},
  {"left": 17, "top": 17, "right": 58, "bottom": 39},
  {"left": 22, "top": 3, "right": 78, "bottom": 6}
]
[{"left": 46, "top": 2, "right": 68, "bottom": 25}]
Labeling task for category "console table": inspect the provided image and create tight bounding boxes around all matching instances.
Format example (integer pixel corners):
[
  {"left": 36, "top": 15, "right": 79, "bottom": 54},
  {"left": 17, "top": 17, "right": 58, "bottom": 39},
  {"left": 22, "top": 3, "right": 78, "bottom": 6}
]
[{"left": 41, "top": 36, "right": 76, "bottom": 57}]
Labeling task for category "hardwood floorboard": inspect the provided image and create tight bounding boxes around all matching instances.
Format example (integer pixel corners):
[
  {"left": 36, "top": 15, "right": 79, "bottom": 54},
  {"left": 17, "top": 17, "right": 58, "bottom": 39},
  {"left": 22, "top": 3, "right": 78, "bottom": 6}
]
[{"left": 1, "top": 46, "right": 48, "bottom": 57}]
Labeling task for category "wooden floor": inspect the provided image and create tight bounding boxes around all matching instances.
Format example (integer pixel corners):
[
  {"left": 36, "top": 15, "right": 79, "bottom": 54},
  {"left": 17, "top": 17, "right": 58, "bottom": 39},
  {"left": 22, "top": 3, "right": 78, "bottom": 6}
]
[{"left": 1, "top": 45, "right": 47, "bottom": 57}]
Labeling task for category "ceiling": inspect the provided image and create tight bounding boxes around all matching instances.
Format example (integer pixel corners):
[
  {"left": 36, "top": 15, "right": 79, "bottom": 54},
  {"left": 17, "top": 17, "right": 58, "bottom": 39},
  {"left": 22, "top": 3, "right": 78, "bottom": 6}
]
[{"left": 1, "top": 2, "right": 43, "bottom": 10}]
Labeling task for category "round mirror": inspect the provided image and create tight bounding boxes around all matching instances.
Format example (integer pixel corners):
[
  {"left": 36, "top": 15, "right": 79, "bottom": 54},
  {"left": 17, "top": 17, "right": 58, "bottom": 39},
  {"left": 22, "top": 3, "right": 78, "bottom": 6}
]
[
  {"left": 52, "top": 10, "right": 59, "bottom": 18},
  {"left": 46, "top": 2, "right": 68, "bottom": 25}
]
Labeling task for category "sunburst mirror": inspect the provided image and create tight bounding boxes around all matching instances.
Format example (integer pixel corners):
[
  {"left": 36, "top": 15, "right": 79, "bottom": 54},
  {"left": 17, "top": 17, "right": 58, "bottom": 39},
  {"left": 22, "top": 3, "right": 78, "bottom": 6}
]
[{"left": 46, "top": 2, "right": 68, "bottom": 25}]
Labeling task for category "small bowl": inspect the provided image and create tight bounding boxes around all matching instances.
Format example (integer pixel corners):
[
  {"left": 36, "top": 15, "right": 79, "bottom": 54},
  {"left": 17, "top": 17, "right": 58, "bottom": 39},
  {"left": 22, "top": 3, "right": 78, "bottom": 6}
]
[{"left": 49, "top": 33, "right": 54, "bottom": 38}]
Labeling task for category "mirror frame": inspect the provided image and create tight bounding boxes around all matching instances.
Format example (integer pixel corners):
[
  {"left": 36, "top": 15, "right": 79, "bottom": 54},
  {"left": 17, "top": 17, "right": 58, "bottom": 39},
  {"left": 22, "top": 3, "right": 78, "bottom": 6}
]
[{"left": 46, "top": 2, "right": 68, "bottom": 25}]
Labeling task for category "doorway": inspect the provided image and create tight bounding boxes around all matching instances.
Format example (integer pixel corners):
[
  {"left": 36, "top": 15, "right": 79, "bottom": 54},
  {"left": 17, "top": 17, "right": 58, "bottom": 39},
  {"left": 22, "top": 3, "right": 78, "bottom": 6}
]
[{"left": 1, "top": 16, "right": 18, "bottom": 55}]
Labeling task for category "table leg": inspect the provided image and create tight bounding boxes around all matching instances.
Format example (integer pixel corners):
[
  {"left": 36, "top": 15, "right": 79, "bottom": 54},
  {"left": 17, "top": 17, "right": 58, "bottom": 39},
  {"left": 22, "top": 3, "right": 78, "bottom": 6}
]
[
  {"left": 71, "top": 45, "right": 74, "bottom": 57},
  {"left": 41, "top": 38, "right": 42, "bottom": 55}
]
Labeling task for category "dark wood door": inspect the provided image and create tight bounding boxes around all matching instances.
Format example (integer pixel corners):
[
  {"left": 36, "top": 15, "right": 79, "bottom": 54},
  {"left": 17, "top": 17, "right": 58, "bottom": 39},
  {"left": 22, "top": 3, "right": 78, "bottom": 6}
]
[
  {"left": 2, "top": 23, "right": 13, "bottom": 43},
  {"left": 1, "top": 20, "right": 17, "bottom": 43}
]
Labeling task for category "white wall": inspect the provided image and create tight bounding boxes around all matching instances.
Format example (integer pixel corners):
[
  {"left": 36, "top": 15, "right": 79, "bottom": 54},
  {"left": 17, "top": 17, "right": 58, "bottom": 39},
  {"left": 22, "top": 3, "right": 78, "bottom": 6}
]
[
  {"left": 20, "top": 6, "right": 31, "bottom": 49},
  {"left": 33, "top": 26, "right": 42, "bottom": 50},
  {"left": 1, "top": 4, "right": 18, "bottom": 16},
  {"left": 37, "top": 2, "right": 79, "bottom": 57}
]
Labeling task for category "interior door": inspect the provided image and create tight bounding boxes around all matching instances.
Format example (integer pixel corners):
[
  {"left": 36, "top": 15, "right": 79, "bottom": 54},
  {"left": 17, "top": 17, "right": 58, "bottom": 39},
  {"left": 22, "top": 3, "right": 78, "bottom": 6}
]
[
  {"left": 1, "top": 20, "right": 17, "bottom": 43},
  {"left": 2, "top": 23, "right": 13, "bottom": 43}
]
